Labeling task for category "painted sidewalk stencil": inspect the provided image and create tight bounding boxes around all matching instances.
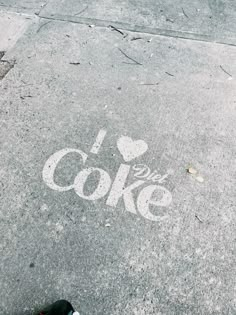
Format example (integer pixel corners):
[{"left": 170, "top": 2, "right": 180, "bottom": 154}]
[
  {"left": 117, "top": 136, "right": 148, "bottom": 162},
  {"left": 42, "top": 129, "right": 173, "bottom": 222}
]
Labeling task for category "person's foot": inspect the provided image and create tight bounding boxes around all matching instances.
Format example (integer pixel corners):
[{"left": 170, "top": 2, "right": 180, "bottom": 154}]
[{"left": 38, "top": 300, "right": 79, "bottom": 315}]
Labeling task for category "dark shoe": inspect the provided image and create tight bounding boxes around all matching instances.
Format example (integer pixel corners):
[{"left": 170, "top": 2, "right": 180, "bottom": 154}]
[{"left": 38, "top": 300, "right": 79, "bottom": 315}]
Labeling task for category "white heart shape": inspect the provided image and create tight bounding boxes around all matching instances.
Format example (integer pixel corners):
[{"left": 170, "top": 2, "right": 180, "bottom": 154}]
[{"left": 117, "top": 136, "right": 148, "bottom": 162}]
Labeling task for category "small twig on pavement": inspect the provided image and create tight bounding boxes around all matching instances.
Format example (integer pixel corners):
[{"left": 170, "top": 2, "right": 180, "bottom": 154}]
[
  {"left": 20, "top": 95, "right": 33, "bottom": 99},
  {"left": 131, "top": 37, "right": 142, "bottom": 41},
  {"left": 220, "top": 65, "right": 232, "bottom": 77},
  {"left": 166, "top": 17, "right": 174, "bottom": 23},
  {"left": 165, "top": 71, "right": 174, "bottom": 77},
  {"left": 69, "top": 62, "right": 81, "bottom": 65},
  {"left": 140, "top": 83, "right": 159, "bottom": 86},
  {"left": 182, "top": 7, "right": 189, "bottom": 18},
  {"left": 109, "top": 25, "right": 124, "bottom": 36},
  {"left": 195, "top": 215, "right": 203, "bottom": 223},
  {"left": 37, "top": 21, "right": 52, "bottom": 33},
  {"left": 74, "top": 5, "right": 88, "bottom": 16},
  {"left": 118, "top": 48, "right": 142, "bottom": 65}
]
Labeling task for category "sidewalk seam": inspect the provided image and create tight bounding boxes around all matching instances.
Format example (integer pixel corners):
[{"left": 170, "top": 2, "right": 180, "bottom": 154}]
[{"left": 38, "top": 13, "right": 236, "bottom": 48}]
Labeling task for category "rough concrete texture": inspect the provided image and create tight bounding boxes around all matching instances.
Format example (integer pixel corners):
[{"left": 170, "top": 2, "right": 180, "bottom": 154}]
[{"left": 0, "top": 2, "right": 236, "bottom": 315}]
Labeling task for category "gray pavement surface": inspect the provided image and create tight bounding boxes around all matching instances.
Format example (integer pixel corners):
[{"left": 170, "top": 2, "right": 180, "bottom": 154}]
[
  {"left": 0, "top": 1, "right": 236, "bottom": 315},
  {"left": 40, "top": 0, "right": 236, "bottom": 45}
]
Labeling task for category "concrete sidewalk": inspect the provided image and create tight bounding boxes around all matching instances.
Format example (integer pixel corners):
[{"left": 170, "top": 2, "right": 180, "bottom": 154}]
[{"left": 0, "top": 1, "right": 236, "bottom": 315}]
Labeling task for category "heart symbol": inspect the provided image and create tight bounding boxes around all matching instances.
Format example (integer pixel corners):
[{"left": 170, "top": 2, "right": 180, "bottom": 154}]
[{"left": 117, "top": 136, "right": 148, "bottom": 162}]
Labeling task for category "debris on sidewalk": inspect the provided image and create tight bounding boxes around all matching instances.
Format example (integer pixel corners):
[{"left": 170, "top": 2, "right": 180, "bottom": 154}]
[
  {"left": 118, "top": 48, "right": 142, "bottom": 65},
  {"left": 195, "top": 214, "right": 203, "bottom": 223},
  {"left": 131, "top": 37, "right": 142, "bottom": 41},
  {"left": 187, "top": 166, "right": 204, "bottom": 183},
  {"left": 165, "top": 71, "right": 175, "bottom": 77},
  {"left": 196, "top": 175, "right": 204, "bottom": 183},
  {"left": 140, "top": 82, "right": 159, "bottom": 86},
  {"left": 109, "top": 25, "right": 125, "bottom": 36},
  {"left": 0, "top": 1, "right": 235, "bottom": 314},
  {"left": 20, "top": 95, "right": 33, "bottom": 99},
  {"left": 187, "top": 167, "right": 197, "bottom": 175},
  {"left": 182, "top": 7, "right": 189, "bottom": 18},
  {"left": 220, "top": 65, "right": 232, "bottom": 77},
  {"left": 166, "top": 17, "right": 174, "bottom": 23},
  {"left": 29, "top": 262, "right": 35, "bottom": 268}
]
